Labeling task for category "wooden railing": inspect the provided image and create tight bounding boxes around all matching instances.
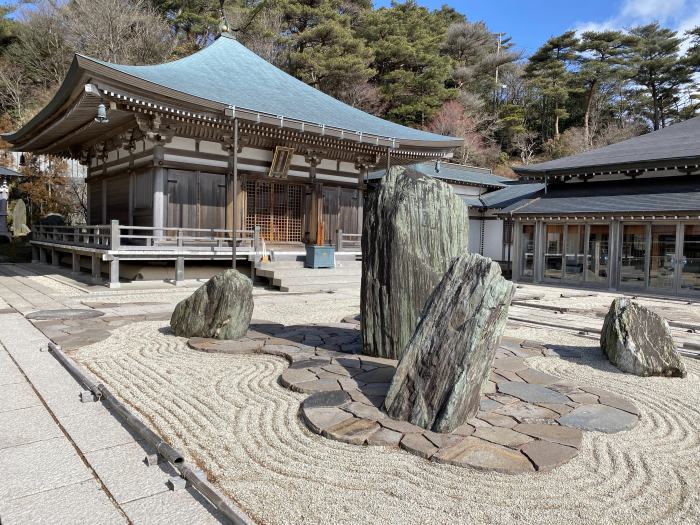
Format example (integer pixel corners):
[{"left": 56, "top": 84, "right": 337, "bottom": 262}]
[
  {"left": 32, "top": 221, "right": 261, "bottom": 257},
  {"left": 335, "top": 229, "right": 362, "bottom": 252}
]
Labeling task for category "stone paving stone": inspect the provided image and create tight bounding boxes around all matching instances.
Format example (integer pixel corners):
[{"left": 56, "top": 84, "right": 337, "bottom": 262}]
[
  {"left": 491, "top": 357, "right": 528, "bottom": 372},
  {"left": 567, "top": 393, "right": 599, "bottom": 404},
  {"left": 483, "top": 380, "right": 497, "bottom": 394},
  {"left": 366, "top": 427, "right": 403, "bottom": 447},
  {"left": 422, "top": 431, "right": 464, "bottom": 449},
  {"left": 52, "top": 329, "right": 112, "bottom": 350},
  {"left": 492, "top": 369, "right": 525, "bottom": 383},
  {"left": 342, "top": 401, "right": 385, "bottom": 420},
  {"left": 121, "top": 486, "right": 227, "bottom": 525},
  {"left": 288, "top": 358, "right": 332, "bottom": 370},
  {"left": 558, "top": 405, "right": 639, "bottom": 433},
  {"left": 479, "top": 398, "right": 502, "bottom": 411},
  {"left": 353, "top": 366, "right": 396, "bottom": 384},
  {"left": 516, "top": 368, "right": 560, "bottom": 385},
  {"left": 0, "top": 478, "right": 126, "bottom": 524},
  {"left": 476, "top": 412, "right": 518, "bottom": 428},
  {"left": 331, "top": 356, "right": 363, "bottom": 369},
  {"left": 302, "top": 390, "right": 351, "bottom": 409},
  {"left": 280, "top": 368, "right": 318, "bottom": 388},
  {"left": 513, "top": 423, "right": 583, "bottom": 448},
  {"left": 0, "top": 350, "right": 24, "bottom": 386},
  {"left": 361, "top": 383, "right": 391, "bottom": 396},
  {"left": 497, "top": 382, "right": 570, "bottom": 404},
  {"left": 379, "top": 419, "right": 424, "bottom": 434},
  {"left": 537, "top": 403, "right": 574, "bottom": 416},
  {"left": 293, "top": 378, "right": 341, "bottom": 393},
  {"left": 85, "top": 441, "right": 178, "bottom": 504},
  {"left": 432, "top": 436, "right": 534, "bottom": 474},
  {"left": 0, "top": 405, "right": 63, "bottom": 450},
  {"left": 473, "top": 426, "right": 534, "bottom": 448},
  {"left": 488, "top": 393, "right": 521, "bottom": 405},
  {"left": 494, "top": 402, "right": 559, "bottom": 423},
  {"left": 59, "top": 403, "right": 139, "bottom": 453},
  {"left": 346, "top": 389, "right": 373, "bottom": 405},
  {"left": 547, "top": 382, "right": 583, "bottom": 395},
  {"left": 320, "top": 364, "right": 355, "bottom": 377},
  {"left": 0, "top": 437, "right": 92, "bottom": 501},
  {"left": 466, "top": 417, "right": 492, "bottom": 428},
  {"left": 0, "top": 380, "right": 41, "bottom": 413},
  {"left": 26, "top": 309, "right": 105, "bottom": 320},
  {"left": 453, "top": 423, "right": 475, "bottom": 436},
  {"left": 399, "top": 433, "right": 438, "bottom": 459},
  {"left": 324, "top": 417, "right": 380, "bottom": 445},
  {"left": 521, "top": 440, "right": 579, "bottom": 471},
  {"left": 543, "top": 346, "right": 582, "bottom": 359},
  {"left": 303, "top": 407, "right": 354, "bottom": 434},
  {"left": 337, "top": 377, "right": 366, "bottom": 391},
  {"left": 582, "top": 387, "right": 641, "bottom": 416}
]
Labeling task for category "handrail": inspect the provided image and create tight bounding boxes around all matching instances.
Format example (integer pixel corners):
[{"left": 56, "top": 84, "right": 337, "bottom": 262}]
[{"left": 335, "top": 229, "right": 362, "bottom": 252}]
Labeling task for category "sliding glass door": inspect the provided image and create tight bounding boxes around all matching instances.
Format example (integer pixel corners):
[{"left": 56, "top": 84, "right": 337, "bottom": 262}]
[
  {"left": 544, "top": 224, "right": 563, "bottom": 281},
  {"left": 680, "top": 224, "right": 700, "bottom": 295},
  {"left": 586, "top": 224, "right": 609, "bottom": 284},
  {"left": 648, "top": 225, "right": 677, "bottom": 291},
  {"left": 620, "top": 225, "right": 648, "bottom": 290}
]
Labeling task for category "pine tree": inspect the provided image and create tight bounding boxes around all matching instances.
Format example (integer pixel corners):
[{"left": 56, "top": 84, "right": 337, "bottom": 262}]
[
  {"left": 629, "top": 23, "right": 692, "bottom": 130},
  {"left": 524, "top": 31, "right": 578, "bottom": 140},
  {"left": 356, "top": 1, "right": 455, "bottom": 126},
  {"left": 576, "top": 30, "right": 634, "bottom": 144}
]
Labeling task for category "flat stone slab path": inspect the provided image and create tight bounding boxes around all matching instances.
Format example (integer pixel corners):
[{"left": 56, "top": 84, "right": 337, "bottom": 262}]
[{"left": 185, "top": 324, "right": 640, "bottom": 474}]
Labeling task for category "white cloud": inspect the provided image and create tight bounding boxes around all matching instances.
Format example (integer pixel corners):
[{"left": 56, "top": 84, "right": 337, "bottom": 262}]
[{"left": 574, "top": 0, "right": 700, "bottom": 37}]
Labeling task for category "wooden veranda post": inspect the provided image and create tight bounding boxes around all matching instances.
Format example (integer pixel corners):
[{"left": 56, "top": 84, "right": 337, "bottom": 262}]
[{"left": 232, "top": 118, "right": 238, "bottom": 269}]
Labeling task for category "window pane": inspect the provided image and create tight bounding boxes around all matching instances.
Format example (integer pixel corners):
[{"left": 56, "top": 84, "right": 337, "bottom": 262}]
[
  {"left": 620, "top": 225, "right": 647, "bottom": 289},
  {"left": 648, "top": 225, "right": 676, "bottom": 290},
  {"left": 586, "top": 224, "right": 609, "bottom": 284},
  {"left": 521, "top": 224, "right": 535, "bottom": 280},
  {"left": 681, "top": 224, "right": 700, "bottom": 293},
  {"left": 563, "top": 224, "right": 585, "bottom": 283},
  {"left": 544, "top": 224, "right": 563, "bottom": 280}
]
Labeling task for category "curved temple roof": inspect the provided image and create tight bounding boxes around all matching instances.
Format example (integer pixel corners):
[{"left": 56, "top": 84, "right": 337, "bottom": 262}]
[{"left": 4, "top": 33, "right": 461, "bottom": 151}]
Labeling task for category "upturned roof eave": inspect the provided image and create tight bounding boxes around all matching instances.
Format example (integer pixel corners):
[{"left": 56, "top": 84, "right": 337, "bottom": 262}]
[
  {"left": 513, "top": 155, "right": 700, "bottom": 178},
  {"left": 5, "top": 52, "right": 463, "bottom": 153}
]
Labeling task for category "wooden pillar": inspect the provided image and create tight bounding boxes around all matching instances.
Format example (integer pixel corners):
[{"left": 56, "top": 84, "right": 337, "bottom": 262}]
[
  {"left": 71, "top": 253, "right": 80, "bottom": 274},
  {"left": 51, "top": 249, "right": 60, "bottom": 266},
  {"left": 608, "top": 220, "right": 621, "bottom": 291},
  {"left": 512, "top": 220, "right": 522, "bottom": 282},
  {"left": 101, "top": 178, "right": 107, "bottom": 224},
  {"left": 305, "top": 151, "right": 323, "bottom": 245},
  {"left": 91, "top": 254, "right": 101, "bottom": 281},
  {"left": 223, "top": 120, "right": 240, "bottom": 268},
  {"left": 533, "top": 220, "right": 545, "bottom": 283},
  {"left": 31, "top": 246, "right": 39, "bottom": 263},
  {"left": 152, "top": 143, "right": 166, "bottom": 237},
  {"left": 39, "top": 247, "right": 47, "bottom": 264}
]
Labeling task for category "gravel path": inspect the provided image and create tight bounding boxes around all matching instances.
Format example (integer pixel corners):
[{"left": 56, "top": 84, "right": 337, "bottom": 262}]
[{"left": 74, "top": 319, "right": 700, "bottom": 525}]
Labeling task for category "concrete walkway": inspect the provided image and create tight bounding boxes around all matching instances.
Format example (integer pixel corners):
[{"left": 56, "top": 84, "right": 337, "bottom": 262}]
[{"left": 0, "top": 312, "right": 226, "bottom": 524}]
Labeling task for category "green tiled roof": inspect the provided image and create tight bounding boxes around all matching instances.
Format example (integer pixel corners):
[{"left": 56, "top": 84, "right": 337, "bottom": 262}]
[{"left": 85, "top": 34, "right": 458, "bottom": 145}]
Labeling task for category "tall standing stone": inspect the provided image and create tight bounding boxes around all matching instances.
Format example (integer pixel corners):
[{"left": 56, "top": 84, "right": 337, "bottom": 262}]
[
  {"left": 361, "top": 166, "right": 469, "bottom": 360},
  {"left": 601, "top": 298, "right": 687, "bottom": 378},
  {"left": 170, "top": 269, "right": 253, "bottom": 339},
  {"left": 384, "top": 254, "right": 515, "bottom": 433}
]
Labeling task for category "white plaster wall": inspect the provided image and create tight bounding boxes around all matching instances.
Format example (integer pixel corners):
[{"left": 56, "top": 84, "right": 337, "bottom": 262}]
[
  {"left": 483, "top": 219, "right": 504, "bottom": 261},
  {"left": 450, "top": 184, "right": 483, "bottom": 196},
  {"left": 469, "top": 218, "right": 483, "bottom": 254}
]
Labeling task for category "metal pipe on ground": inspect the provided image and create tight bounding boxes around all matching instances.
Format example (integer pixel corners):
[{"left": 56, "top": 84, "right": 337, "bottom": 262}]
[{"left": 47, "top": 342, "right": 253, "bottom": 524}]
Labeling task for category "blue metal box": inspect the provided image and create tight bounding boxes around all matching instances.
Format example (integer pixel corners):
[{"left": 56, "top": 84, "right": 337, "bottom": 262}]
[{"left": 305, "top": 245, "right": 335, "bottom": 268}]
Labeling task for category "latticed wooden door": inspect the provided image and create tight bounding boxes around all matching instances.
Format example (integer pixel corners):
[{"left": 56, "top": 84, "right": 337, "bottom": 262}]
[{"left": 245, "top": 179, "right": 304, "bottom": 242}]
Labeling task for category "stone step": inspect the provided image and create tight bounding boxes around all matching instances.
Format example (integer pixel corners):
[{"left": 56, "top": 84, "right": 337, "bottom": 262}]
[
  {"left": 279, "top": 283, "right": 360, "bottom": 293},
  {"left": 269, "top": 267, "right": 362, "bottom": 278},
  {"left": 273, "top": 275, "right": 360, "bottom": 287}
]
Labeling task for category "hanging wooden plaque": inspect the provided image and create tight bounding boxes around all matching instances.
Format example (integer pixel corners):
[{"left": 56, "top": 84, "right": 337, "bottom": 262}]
[{"left": 268, "top": 146, "right": 294, "bottom": 179}]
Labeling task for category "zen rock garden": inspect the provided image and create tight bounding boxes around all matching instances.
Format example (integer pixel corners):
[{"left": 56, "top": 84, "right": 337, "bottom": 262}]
[{"left": 167, "top": 168, "right": 690, "bottom": 474}]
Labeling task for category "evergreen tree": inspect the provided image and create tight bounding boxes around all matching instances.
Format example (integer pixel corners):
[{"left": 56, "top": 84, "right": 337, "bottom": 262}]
[
  {"left": 357, "top": 1, "right": 455, "bottom": 126},
  {"left": 278, "top": 0, "right": 374, "bottom": 103},
  {"left": 524, "top": 31, "right": 578, "bottom": 140},
  {"left": 629, "top": 23, "right": 692, "bottom": 130},
  {"left": 576, "top": 30, "right": 634, "bottom": 144}
]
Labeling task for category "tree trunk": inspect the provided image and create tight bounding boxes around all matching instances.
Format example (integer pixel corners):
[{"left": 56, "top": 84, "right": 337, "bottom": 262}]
[
  {"left": 554, "top": 111, "right": 560, "bottom": 140},
  {"left": 584, "top": 80, "right": 596, "bottom": 145},
  {"left": 651, "top": 84, "right": 660, "bottom": 130}
]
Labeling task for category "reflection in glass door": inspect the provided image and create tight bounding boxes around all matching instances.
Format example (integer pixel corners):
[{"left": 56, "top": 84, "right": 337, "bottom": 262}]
[
  {"left": 680, "top": 224, "right": 700, "bottom": 294},
  {"left": 648, "top": 225, "right": 676, "bottom": 291},
  {"left": 563, "top": 225, "right": 585, "bottom": 283},
  {"left": 586, "top": 225, "right": 609, "bottom": 284},
  {"left": 520, "top": 224, "right": 535, "bottom": 280},
  {"left": 544, "top": 224, "right": 563, "bottom": 280},
  {"left": 620, "top": 225, "right": 647, "bottom": 289}
]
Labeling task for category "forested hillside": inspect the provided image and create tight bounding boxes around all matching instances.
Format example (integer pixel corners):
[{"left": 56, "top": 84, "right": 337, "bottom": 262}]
[{"left": 1, "top": 0, "right": 699, "bottom": 174}]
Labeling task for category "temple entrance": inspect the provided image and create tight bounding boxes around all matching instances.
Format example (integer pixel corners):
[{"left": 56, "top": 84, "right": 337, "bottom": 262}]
[{"left": 245, "top": 179, "right": 304, "bottom": 243}]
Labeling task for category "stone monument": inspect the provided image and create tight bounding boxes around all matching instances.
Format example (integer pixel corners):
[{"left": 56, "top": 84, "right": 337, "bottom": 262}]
[
  {"left": 361, "top": 166, "right": 469, "bottom": 360},
  {"left": 384, "top": 253, "right": 515, "bottom": 433}
]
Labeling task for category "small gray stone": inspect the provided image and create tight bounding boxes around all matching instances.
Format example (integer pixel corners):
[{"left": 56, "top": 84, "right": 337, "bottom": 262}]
[
  {"left": 170, "top": 270, "right": 253, "bottom": 340},
  {"left": 558, "top": 404, "right": 638, "bottom": 433},
  {"left": 303, "top": 407, "right": 354, "bottom": 434},
  {"left": 600, "top": 298, "right": 687, "bottom": 377}
]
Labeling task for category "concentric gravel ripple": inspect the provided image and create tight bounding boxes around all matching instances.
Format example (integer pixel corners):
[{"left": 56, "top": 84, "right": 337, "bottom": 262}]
[{"left": 76, "top": 321, "right": 700, "bottom": 525}]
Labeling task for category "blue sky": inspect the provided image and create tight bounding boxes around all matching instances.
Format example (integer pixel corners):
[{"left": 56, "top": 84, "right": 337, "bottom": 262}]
[
  {"left": 376, "top": 0, "right": 700, "bottom": 56},
  {"left": 3, "top": 0, "right": 698, "bottom": 57}
]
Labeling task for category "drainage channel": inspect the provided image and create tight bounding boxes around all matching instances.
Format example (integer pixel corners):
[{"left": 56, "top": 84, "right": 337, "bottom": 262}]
[{"left": 47, "top": 342, "right": 255, "bottom": 525}]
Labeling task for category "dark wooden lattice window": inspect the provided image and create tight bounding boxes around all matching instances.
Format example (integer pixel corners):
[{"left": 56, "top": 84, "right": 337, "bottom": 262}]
[{"left": 245, "top": 179, "right": 303, "bottom": 242}]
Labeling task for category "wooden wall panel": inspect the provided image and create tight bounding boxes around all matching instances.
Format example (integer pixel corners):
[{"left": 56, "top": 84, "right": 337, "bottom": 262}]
[
  {"left": 88, "top": 180, "right": 102, "bottom": 225},
  {"left": 132, "top": 169, "right": 153, "bottom": 227},
  {"left": 199, "top": 172, "right": 226, "bottom": 229},
  {"left": 166, "top": 169, "right": 197, "bottom": 229},
  {"left": 106, "top": 174, "right": 129, "bottom": 224}
]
